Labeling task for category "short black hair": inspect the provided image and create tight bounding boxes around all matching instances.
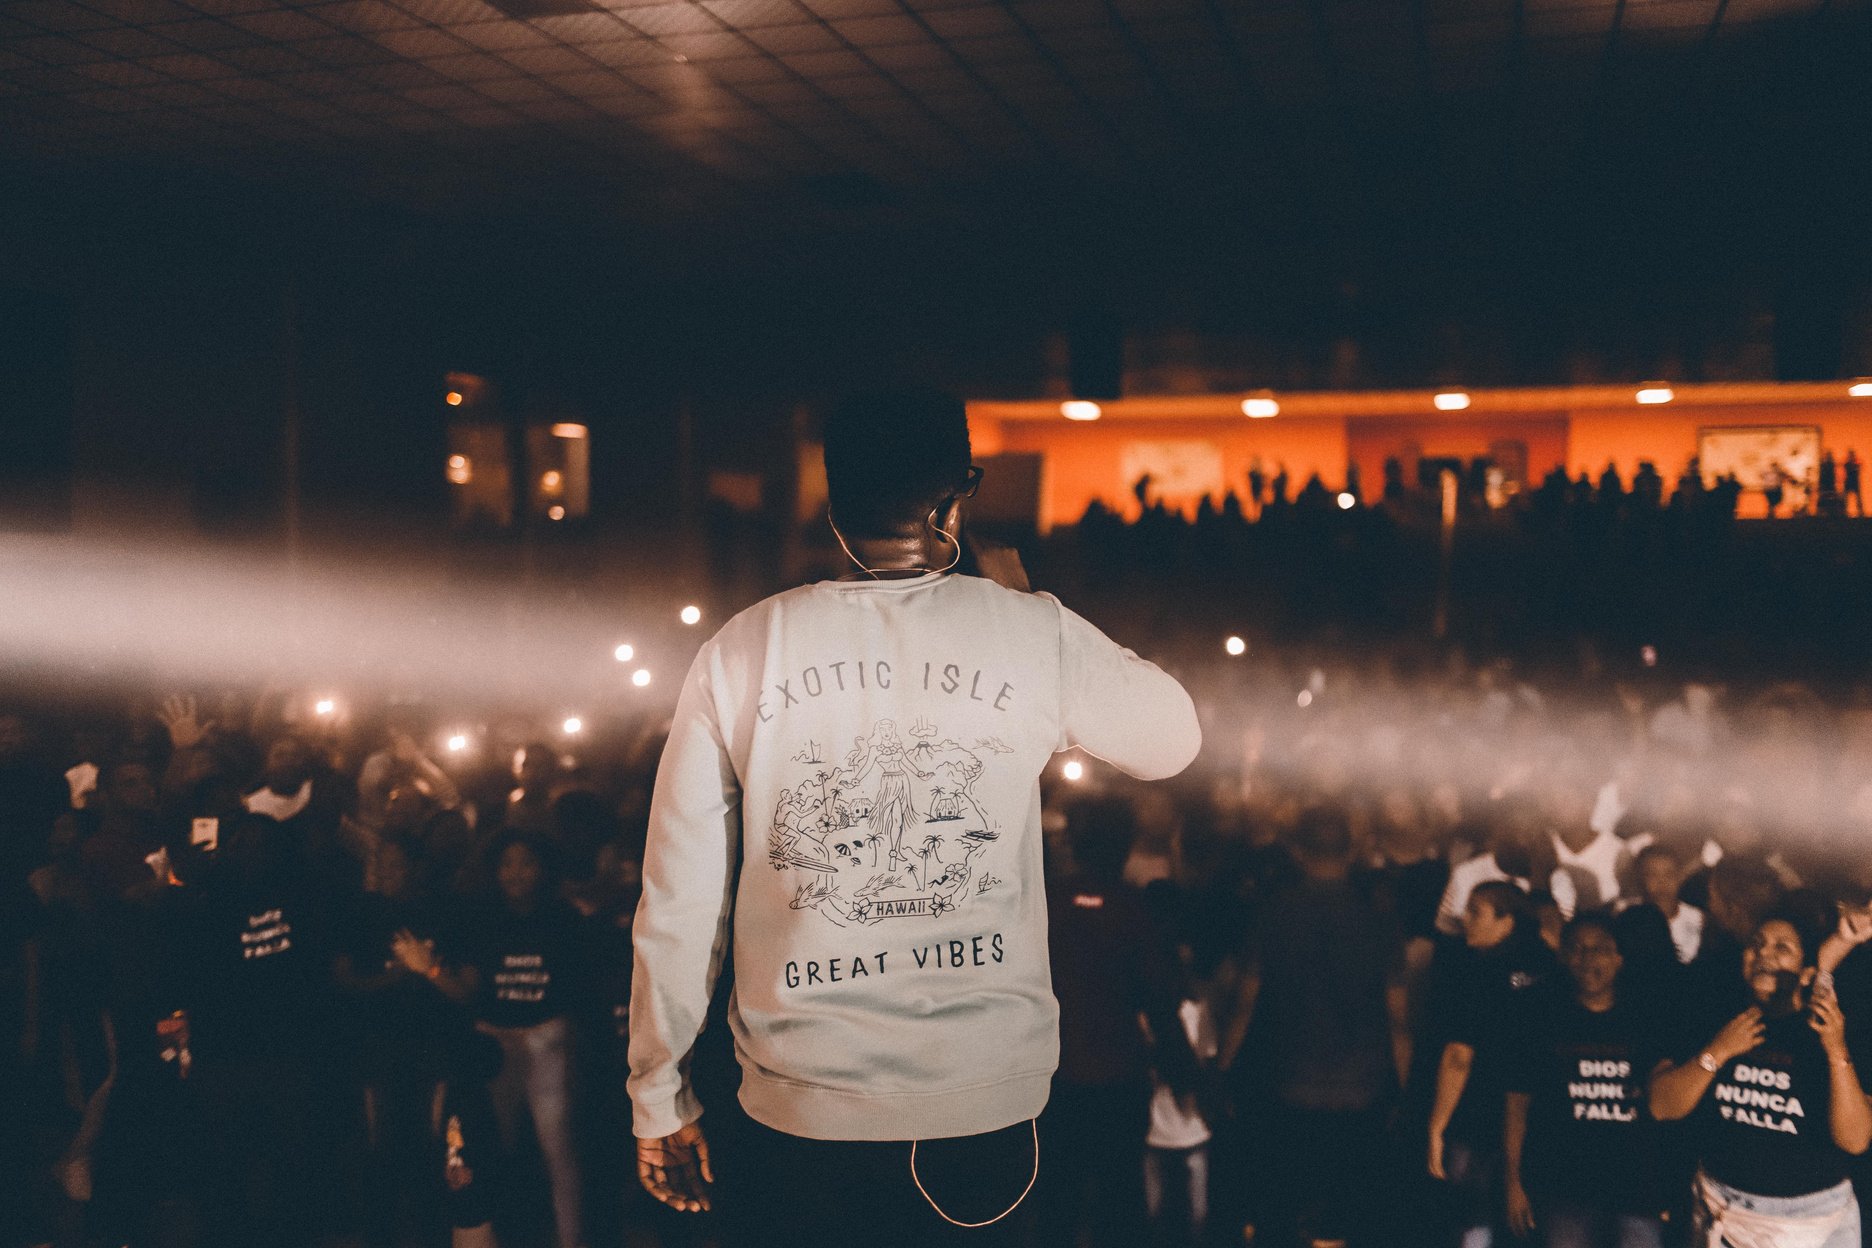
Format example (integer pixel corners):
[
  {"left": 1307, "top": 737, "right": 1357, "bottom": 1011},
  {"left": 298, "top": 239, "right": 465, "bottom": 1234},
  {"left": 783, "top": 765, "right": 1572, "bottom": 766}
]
[
  {"left": 1634, "top": 840, "right": 1682, "bottom": 868},
  {"left": 823, "top": 387, "right": 972, "bottom": 537},
  {"left": 1290, "top": 804, "right": 1353, "bottom": 864},
  {"left": 1562, "top": 911, "right": 1620, "bottom": 952},
  {"left": 1470, "top": 879, "right": 1532, "bottom": 926}
]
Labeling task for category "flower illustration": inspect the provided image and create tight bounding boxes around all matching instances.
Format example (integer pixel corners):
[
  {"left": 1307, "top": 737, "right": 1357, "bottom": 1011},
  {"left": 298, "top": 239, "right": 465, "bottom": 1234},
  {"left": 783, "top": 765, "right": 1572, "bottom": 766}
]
[
  {"left": 930, "top": 894, "right": 954, "bottom": 915},
  {"left": 849, "top": 899, "right": 873, "bottom": 922}
]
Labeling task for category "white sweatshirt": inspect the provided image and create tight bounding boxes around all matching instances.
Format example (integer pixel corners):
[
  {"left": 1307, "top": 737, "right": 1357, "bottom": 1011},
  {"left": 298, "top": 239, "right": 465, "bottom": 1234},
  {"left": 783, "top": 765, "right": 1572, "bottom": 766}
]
[{"left": 628, "top": 571, "right": 1201, "bottom": 1142}]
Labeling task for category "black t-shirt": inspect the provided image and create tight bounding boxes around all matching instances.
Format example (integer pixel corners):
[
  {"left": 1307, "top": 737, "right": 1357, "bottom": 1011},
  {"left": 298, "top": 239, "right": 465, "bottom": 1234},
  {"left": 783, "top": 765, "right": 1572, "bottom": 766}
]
[
  {"left": 1436, "top": 936, "right": 1556, "bottom": 1145},
  {"left": 458, "top": 900, "right": 590, "bottom": 1030},
  {"left": 339, "top": 891, "right": 459, "bottom": 1078},
  {"left": 1048, "top": 876, "right": 1185, "bottom": 1088},
  {"left": 1249, "top": 874, "right": 1403, "bottom": 1111},
  {"left": 190, "top": 862, "right": 334, "bottom": 1063},
  {"left": 1677, "top": 1003, "right": 1866, "bottom": 1198},
  {"left": 1506, "top": 987, "right": 1667, "bottom": 1212}
]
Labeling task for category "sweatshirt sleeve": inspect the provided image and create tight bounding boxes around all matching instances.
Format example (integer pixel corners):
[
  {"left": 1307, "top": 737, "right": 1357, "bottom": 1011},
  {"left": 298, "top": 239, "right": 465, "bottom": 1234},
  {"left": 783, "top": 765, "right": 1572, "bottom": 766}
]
[
  {"left": 627, "top": 643, "right": 742, "bottom": 1139},
  {"left": 1049, "top": 596, "right": 1201, "bottom": 781}
]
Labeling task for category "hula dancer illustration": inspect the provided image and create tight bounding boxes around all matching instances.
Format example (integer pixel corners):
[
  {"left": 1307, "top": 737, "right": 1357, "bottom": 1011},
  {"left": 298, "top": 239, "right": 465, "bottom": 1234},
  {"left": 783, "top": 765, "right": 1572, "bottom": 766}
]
[
  {"left": 768, "top": 715, "right": 1001, "bottom": 927},
  {"left": 843, "top": 719, "right": 932, "bottom": 869}
]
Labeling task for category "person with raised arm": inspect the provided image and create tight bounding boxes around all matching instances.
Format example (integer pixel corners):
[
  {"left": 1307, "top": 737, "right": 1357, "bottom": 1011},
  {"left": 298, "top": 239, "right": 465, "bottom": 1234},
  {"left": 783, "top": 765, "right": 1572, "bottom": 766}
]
[
  {"left": 628, "top": 387, "right": 1201, "bottom": 1245},
  {"left": 1649, "top": 901, "right": 1872, "bottom": 1248}
]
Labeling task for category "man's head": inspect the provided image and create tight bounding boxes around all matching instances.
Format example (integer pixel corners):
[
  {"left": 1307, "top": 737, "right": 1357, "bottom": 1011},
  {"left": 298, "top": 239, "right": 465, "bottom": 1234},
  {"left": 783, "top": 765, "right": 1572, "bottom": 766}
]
[
  {"left": 1562, "top": 913, "right": 1623, "bottom": 1002},
  {"left": 1290, "top": 804, "right": 1355, "bottom": 880},
  {"left": 1708, "top": 856, "right": 1783, "bottom": 941},
  {"left": 102, "top": 758, "right": 160, "bottom": 817},
  {"left": 823, "top": 388, "right": 973, "bottom": 539},
  {"left": 1464, "top": 880, "right": 1528, "bottom": 951},
  {"left": 1635, "top": 842, "right": 1684, "bottom": 912},
  {"left": 262, "top": 735, "right": 312, "bottom": 796}
]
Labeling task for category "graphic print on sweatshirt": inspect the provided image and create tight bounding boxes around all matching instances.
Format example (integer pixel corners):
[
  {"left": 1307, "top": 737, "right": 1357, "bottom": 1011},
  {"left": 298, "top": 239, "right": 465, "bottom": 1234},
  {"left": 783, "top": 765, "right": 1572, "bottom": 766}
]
[{"left": 766, "top": 714, "right": 1010, "bottom": 928}]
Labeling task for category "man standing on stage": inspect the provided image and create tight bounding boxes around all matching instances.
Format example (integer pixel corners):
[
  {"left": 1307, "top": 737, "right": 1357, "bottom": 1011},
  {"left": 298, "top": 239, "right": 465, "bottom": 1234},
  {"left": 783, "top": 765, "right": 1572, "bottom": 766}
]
[{"left": 627, "top": 387, "right": 1201, "bottom": 1244}]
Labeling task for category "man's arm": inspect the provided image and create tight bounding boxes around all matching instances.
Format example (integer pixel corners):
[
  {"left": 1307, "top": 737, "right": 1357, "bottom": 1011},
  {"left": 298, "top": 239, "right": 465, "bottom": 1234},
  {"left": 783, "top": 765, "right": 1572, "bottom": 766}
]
[
  {"left": 1050, "top": 598, "right": 1200, "bottom": 781},
  {"left": 628, "top": 645, "right": 741, "bottom": 1145},
  {"left": 1503, "top": 1092, "right": 1535, "bottom": 1235},
  {"left": 1218, "top": 962, "right": 1260, "bottom": 1071},
  {"left": 1427, "top": 1041, "right": 1473, "bottom": 1180},
  {"left": 1387, "top": 978, "right": 1414, "bottom": 1091}
]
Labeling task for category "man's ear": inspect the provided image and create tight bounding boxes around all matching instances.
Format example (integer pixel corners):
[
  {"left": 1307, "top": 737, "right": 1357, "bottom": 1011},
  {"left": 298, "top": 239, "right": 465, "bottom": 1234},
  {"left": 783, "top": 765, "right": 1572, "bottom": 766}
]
[{"left": 935, "top": 496, "right": 964, "bottom": 542}]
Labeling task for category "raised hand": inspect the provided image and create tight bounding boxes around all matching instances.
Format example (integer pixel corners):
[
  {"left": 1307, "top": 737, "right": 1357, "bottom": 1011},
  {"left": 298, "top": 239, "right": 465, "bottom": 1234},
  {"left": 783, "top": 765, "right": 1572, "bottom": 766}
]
[
  {"left": 1838, "top": 904, "right": 1872, "bottom": 950},
  {"left": 390, "top": 929, "right": 437, "bottom": 978},
  {"left": 1811, "top": 987, "right": 1850, "bottom": 1058},
  {"left": 638, "top": 1121, "right": 713, "bottom": 1213},
  {"left": 158, "top": 693, "right": 216, "bottom": 751}
]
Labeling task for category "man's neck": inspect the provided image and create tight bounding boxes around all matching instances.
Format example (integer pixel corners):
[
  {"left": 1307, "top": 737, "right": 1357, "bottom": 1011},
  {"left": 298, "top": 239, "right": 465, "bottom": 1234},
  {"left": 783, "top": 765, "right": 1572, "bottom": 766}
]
[{"left": 841, "top": 525, "right": 951, "bottom": 579}]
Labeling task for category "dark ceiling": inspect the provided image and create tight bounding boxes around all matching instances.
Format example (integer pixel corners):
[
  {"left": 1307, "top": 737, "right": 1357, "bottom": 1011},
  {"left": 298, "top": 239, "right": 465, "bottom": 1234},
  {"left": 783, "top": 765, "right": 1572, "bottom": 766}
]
[
  {"left": 4, "top": 0, "right": 1872, "bottom": 396},
  {"left": 4, "top": 0, "right": 1869, "bottom": 240}
]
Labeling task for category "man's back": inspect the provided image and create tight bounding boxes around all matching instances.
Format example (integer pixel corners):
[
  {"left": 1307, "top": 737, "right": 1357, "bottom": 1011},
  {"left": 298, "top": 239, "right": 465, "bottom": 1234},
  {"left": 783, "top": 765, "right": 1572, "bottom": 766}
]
[
  {"left": 629, "top": 570, "right": 1200, "bottom": 1143},
  {"left": 1253, "top": 874, "right": 1401, "bottom": 1111}
]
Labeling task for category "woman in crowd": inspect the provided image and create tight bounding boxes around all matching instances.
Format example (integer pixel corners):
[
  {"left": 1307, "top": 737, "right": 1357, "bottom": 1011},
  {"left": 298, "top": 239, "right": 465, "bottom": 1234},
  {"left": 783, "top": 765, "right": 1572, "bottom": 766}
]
[
  {"left": 1503, "top": 913, "right": 1667, "bottom": 1248},
  {"left": 1649, "top": 903, "right": 1872, "bottom": 1248},
  {"left": 456, "top": 831, "right": 591, "bottom": 1248},
  {"left": 334, "top": 833, "right": 461, "bottom": 1248}
]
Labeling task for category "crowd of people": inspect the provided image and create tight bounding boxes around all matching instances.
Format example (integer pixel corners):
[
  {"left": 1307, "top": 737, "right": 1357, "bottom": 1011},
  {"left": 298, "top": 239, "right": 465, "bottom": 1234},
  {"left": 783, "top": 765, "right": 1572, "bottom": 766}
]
[
  {"left": 5, "top": 640, "right": 1872, "bottom": 1248},
  {"left": 6, "top": 594, "right": 1872, "bottom": 1248}
]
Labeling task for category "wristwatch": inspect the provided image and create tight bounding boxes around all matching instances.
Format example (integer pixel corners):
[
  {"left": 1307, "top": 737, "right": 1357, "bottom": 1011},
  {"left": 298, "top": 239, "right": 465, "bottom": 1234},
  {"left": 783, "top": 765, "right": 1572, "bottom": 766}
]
[{"left": 1697, "top": 1052, "right": 1721, "bottom": 1074}]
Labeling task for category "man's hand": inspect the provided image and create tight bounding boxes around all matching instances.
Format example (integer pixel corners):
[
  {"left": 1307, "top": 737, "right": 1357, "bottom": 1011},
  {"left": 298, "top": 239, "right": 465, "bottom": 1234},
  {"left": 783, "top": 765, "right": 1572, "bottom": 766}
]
[
  {"left": 1426, "top": 1128, "right": 1447, "bottom": 1181},
  {"left": 1505, "top": 1179, "right": 1536, "bottom": 1236},
  {"left": 158, "top": 694, "right": 215, "bottom": 752},
  {"left": 637, "top": 1121, "right": 712, "bottom": 1213}
]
